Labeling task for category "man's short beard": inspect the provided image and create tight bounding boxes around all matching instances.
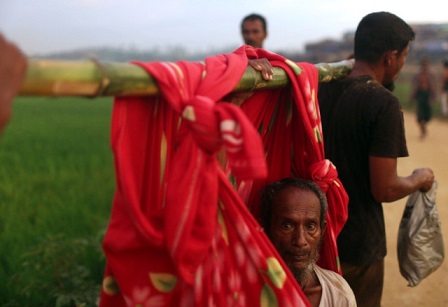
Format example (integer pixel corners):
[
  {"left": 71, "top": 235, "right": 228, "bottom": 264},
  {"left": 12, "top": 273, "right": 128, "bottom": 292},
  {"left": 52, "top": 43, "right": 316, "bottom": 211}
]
[
  {"left": 384, "top": 82, "right": 395, "bottom": 92},
  {"left": 289, "top": 245, "right": 320, "bottom": 288},
  {"left": 290, "top": 253, "right": 319, "bottom": 289},
  {"left": 291, "top": 263, "right": 315, "bottom": 288}
]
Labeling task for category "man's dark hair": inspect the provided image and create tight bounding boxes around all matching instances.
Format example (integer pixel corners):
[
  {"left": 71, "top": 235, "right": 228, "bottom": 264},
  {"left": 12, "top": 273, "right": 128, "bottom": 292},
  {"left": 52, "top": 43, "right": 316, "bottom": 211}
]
[
  {"left": 241, "top": 13, "right": 267, "bottom": 33},
  {"left": 260, "top": 177, "right": 328, "bottom": 233},
  {"left": 354, "top": 11, "right": 415, "bottom": 63}
]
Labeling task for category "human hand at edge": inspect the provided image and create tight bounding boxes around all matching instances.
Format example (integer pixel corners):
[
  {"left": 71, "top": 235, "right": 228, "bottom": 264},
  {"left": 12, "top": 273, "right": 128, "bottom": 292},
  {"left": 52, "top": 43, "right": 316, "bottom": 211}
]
[{"left": 0, "top": 33, "right": 27, "bottom": 133}]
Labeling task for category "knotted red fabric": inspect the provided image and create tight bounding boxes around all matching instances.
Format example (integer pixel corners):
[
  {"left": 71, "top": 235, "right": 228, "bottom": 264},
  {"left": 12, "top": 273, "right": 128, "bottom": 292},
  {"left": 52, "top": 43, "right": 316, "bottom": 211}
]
[
  {"left": 238, "top": 47, "right": 349, "bottom": 274},
  {"left": 100, "top": 46, "right": 309, "bottom": 306}
]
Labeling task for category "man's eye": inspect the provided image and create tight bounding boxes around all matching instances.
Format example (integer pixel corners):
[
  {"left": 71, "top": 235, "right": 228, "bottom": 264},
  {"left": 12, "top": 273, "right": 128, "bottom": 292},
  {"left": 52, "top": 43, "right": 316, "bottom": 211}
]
[
  {"left": 281, "top": 222, "right": 292, "bottom": 230},
  {"left": 307, "top": 223, "right": 317, "bottom": 231}
]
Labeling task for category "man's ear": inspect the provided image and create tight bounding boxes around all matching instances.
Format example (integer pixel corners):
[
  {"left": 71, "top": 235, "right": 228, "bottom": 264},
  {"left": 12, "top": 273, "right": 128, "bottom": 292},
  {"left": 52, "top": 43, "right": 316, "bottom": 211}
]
[
  {"left": 384, "top": 50, "right": 398, "bottom": 66},
  {"left": 321, "top": 220, "right": 327, "bottom": 237}
]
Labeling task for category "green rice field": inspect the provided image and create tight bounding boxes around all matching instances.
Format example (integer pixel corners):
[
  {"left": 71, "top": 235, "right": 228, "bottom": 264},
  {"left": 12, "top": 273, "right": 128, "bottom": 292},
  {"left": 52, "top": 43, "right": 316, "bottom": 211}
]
[{"left": 0, "top": 97, "right": 115, "bottom": 306}]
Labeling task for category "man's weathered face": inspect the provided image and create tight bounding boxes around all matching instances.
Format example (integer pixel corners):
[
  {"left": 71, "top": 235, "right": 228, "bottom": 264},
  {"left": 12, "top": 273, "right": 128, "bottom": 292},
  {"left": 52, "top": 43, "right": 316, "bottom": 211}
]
[
  {"left": 241, "top": 19, "right": 266, "bottom": 48},
  {"left": 268, "top": 187, "right": 323, "bottom": 281}
]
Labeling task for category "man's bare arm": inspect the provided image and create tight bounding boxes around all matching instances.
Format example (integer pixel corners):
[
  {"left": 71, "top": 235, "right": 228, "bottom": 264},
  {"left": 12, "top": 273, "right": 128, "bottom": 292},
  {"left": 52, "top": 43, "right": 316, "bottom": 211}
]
[{"left": 369, "top": 156, "right": 434, "bottom": 203}]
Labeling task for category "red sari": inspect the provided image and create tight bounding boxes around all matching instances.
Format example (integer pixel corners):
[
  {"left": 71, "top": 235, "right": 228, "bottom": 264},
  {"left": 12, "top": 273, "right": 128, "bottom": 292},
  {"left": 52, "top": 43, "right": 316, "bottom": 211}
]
[{"left": 99, "top": 46, "right": 348, "bottom": 306}]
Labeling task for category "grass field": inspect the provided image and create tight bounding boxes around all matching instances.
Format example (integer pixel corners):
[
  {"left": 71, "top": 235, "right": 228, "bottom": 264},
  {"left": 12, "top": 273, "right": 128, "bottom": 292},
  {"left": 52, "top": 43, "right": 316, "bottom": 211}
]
[{"left": 0, "top": 97, "right": 115, "bottom": 306}]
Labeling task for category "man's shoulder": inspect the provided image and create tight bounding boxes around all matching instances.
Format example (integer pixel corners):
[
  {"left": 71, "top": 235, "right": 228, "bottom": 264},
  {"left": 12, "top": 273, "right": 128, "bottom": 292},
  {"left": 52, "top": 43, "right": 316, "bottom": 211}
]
[
  {"left": 314, "top": 265, "right": 357, "bottom": 306},
  {"left": 314, "top": 265, "right": 347, "bottom": 283},
  {"left": 319, "top": 76, "right": 395, "bottom": 100}
]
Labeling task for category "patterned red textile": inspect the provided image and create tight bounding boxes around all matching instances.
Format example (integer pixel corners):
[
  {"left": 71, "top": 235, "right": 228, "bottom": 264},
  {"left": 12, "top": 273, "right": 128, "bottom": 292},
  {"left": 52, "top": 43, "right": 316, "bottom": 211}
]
[
  {"left": 100, "top": 46, "right": 310, "bottom": 306},
  {"left": 238, "top": 48, "right": 349, "bottom": 274}
]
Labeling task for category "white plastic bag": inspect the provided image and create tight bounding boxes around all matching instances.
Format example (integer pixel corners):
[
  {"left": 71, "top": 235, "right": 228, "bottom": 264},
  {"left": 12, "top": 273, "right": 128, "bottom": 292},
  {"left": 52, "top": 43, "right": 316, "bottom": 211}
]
[{"left": 397, "top": 181, "right": 444, "bottom": 287}]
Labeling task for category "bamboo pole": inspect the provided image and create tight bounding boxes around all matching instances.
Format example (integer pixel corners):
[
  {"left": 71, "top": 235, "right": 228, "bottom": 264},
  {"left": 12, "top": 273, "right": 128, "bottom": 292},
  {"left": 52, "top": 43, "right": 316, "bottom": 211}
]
[{"left": 18, "top": 59, "right": 354, "bottom": 97}]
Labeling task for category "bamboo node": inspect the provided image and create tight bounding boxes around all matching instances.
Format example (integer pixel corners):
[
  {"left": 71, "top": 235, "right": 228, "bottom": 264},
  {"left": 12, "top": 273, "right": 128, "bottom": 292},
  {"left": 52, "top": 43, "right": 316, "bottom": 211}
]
[{"left": 90, "top": 57, "right": 110, "bottom": 97}]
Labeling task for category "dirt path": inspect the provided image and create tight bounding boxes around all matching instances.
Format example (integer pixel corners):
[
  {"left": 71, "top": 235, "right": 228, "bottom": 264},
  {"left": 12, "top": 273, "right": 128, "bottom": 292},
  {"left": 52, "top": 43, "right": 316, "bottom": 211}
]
[{"left": 381, "top": 111, "right": 448, "bottom": 306}]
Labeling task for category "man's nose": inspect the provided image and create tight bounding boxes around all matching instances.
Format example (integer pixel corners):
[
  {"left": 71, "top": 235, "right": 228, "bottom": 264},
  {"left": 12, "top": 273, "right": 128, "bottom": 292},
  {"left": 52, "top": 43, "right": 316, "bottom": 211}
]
[{"left": 293, "top": 227, "right": 308, "bottom": 247}]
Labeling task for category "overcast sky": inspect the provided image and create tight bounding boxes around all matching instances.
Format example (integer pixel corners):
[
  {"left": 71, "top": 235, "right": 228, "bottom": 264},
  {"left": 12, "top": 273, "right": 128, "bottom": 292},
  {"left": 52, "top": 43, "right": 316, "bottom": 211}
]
[{"left": 1, "top": 0, "right": 447, "bottom": 56}]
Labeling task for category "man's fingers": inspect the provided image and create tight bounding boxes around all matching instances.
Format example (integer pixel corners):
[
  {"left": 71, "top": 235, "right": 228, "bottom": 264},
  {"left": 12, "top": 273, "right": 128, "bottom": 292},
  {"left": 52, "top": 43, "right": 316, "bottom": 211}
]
[{"left": 248, "top": 59, "right": 274, "bottom": 81}]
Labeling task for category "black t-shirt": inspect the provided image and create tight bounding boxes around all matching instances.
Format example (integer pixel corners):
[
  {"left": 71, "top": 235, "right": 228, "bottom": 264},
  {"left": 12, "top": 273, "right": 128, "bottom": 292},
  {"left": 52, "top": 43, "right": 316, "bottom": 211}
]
[{"left": 318, "top": 76, "right": 408, "bottom": 265}]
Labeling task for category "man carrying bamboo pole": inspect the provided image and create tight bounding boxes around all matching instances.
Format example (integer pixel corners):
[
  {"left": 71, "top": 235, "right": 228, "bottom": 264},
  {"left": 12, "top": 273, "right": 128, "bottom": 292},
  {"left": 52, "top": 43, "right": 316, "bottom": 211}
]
[
  {"left": 0, "top": 33, "right": 27, "bottom": 135},
  {"left": 241, "top": 13, "right": 268, "bottom": 49},
  {"left": 318, "top": 12, "right": 435, "bottom": 307}
]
